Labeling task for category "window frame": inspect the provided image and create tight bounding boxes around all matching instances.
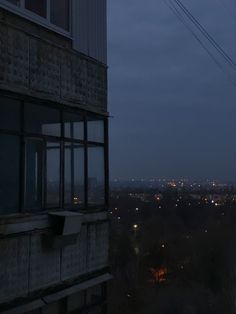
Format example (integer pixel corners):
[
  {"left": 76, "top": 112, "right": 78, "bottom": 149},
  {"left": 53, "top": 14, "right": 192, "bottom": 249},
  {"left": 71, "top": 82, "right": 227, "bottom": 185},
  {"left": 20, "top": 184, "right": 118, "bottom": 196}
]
[
  {"left": 0, "top": 0, "right": 72, "bottom": 38},
  {"left": 0, "top": 94, "right": 108, "bottom": 216}
]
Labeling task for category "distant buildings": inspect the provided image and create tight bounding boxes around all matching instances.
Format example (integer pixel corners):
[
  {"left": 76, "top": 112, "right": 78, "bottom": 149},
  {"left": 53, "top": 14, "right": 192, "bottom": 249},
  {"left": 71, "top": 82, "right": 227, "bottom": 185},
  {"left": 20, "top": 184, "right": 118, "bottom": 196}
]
[{"left": 0, "top": 1, "right": 110, "bottom": 313}]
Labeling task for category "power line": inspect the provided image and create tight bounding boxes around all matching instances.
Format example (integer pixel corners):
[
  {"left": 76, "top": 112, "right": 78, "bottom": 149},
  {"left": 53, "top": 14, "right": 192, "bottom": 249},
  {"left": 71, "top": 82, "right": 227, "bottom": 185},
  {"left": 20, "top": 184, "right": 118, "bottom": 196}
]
[
  {"left": 172, "top": 0, "right": 236, "bottom": 69},
  {"left": 163, "top": 0, "right": 236, "bottom": 87}
]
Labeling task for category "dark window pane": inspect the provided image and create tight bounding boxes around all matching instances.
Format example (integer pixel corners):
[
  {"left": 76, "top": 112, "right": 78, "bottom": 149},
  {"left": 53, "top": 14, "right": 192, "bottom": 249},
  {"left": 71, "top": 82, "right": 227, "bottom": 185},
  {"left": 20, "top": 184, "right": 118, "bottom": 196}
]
[
  {"left": 42, "top": 300, "right": 65, "bottom": 314},
  {"left": 64, "top": 142, "right": 84, "bottom": 207},
  {"left": 0, "top": 97, "right": 20, "bottom": 131},
  {"left": 86, "top": 285, "right": 103, "bottom": 306},
  {"left": 87, "top": 307, "right": 103, "bottom": 314},
  {"left": 50, "top": 0, "right": 69, "bottom": 31},
  {"left": 64, "top": 113, "right": 84, "bottom": 140},
  {"left": 67, "top": 291, "right": 85, "bottom": 313},
  {"left": 0, "top": 135, "right": 19, "bottom": 214},
  {"left": 6, "top": 0, "right": 20, "bottom": 5},
  {"left": 25, "top": 0, "right": 46, "bottom": 17},
  {"left": 88, "top": 146, "right": 105, "bottom": 205},
  {"left": 25, "top": 103, "right": 61, "bottom": 137},
  {"left": 25, "top": 139, "right": 43, "bottom": 211},
  {"left": 88, "top": 118, "right": 104, "bottom": 143},
  {"left": 46, "top": 142, "right": 60, "bottom": 208}
]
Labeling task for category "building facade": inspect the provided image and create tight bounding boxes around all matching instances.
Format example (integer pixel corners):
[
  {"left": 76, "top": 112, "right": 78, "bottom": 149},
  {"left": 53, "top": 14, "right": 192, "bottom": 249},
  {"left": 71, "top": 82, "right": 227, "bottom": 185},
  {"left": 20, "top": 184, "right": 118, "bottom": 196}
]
[{"left": 0, "top": 1, "right": 110, "bottom": 313}]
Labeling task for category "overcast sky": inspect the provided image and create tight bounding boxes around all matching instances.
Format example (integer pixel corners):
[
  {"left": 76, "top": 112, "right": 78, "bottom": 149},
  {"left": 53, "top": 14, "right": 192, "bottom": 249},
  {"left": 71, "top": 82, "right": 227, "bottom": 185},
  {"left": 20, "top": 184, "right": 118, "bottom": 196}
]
[{"left": 108, "top": 0, "right": 236, "bottom": 181}]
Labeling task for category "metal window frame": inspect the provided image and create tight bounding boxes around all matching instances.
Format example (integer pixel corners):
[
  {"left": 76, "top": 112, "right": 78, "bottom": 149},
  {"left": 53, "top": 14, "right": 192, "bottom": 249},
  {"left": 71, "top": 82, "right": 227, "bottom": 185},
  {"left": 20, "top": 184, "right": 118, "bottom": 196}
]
[
  {"left": 0, "top": 0, "right": 72, "bottom": 38},
  {"left": 0, "top": 94, "right": 108, "bottom": 215}
]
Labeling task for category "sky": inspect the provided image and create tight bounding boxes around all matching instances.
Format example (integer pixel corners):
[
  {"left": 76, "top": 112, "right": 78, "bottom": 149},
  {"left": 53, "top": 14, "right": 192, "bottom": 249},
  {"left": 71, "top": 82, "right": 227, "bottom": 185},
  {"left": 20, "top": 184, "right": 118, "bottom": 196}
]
[{"left": 108, "top": 0, "right": 236, "bottom": 181}]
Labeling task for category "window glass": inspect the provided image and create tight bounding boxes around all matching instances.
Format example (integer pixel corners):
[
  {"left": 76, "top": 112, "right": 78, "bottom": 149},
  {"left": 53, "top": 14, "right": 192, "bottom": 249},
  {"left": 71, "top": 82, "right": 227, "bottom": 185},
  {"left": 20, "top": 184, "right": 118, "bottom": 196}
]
[
  {"left": 88, "top": 118, "right": 104, "bottom": 143},
  {"left": 25, "top": 139, "right": 43, "bottom": 211},
  {"left": 0, "top": 97, "right": 20, "bottom": 131},
  {"left": 87, "top": 307, "right": 103, "bottom": 314},
  {"left": 25, "top": 0, "right": 47, "bottom": 17},
  {"left": 25, "top": 103, "right": 61, "bottom": 137},
  {"left": 42, "top": 300, "right": 65, "bottom": 314},
  {"left": 0, "top": 135, "right": 19, "bottom": 214},
  {"left": 67, "top": 291, "right": 85, "bottom": 313},
  {"left": 50, "top": 0, "right": 70, "bottom": 31},
  {"left": 46, "top": 142, "right": 60, "bottom": 208},
  {"left": 88, "top": 146, "right": 105, "bottom": 205},
  {"left": 6, "top": 0, "right": 20, "bottom": 5},
  {"left": 86, "top": 285, "right": 103, "bottom": 305},
  {"left": 64, "top": 113, "right": 84, "bottom": 140},
  {"left": 64, "top": 142, "right": 84, "bottom": 207}
]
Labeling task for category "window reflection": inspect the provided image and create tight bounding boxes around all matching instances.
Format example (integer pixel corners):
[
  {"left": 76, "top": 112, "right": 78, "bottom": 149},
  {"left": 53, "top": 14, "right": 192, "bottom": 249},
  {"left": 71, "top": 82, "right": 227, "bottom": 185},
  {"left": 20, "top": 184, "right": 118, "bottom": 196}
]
[
  {"left": 46, "top": 142, "right": 60, "bottom": 208},
  {"left": 50, "top": 0, "right": 70, "bottom": 31},
  {"left": 25, "top": 139, "right": 43, "bottom": 211},
  {"left": 64, "top": 142, "right": 84, "bottom": 207},
  {"left": 25, "top": 103, "right": 61, "bottom": 136},
  {"left": 0, "top": 135, "right": 19, "bottom": 214},
  {"left": 25, "top": 0, "right": 47, "bottom": 17},
  {"left": 88, "top": 118, "right": 104, "bottom": 143},
  {"left": 88, "top": 146, "right": 105, "bottom": 205},
  {"left": 64, "top": 113, "right": 84, "bottom": 140}
]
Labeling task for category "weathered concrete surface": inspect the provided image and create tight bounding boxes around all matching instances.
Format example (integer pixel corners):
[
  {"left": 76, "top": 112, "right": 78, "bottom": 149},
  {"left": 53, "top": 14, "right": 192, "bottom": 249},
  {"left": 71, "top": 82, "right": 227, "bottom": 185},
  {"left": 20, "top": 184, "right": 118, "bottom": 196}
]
[
  {"left": 0, "top": 9, "right": 107, "bottom": 114},
  {"left": 0, "top": 220, "right": 109, "bottom": 305}
]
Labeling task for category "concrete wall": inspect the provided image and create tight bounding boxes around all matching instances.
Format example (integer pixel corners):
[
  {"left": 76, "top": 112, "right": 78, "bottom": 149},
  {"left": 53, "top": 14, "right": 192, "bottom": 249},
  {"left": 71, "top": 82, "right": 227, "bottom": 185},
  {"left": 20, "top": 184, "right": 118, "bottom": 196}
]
[
  {"left": 0, "top": 9, "right": 107, "bottom": 115},
  {"left": 0, "top": 216, "right": 109, "bottom": 305}
]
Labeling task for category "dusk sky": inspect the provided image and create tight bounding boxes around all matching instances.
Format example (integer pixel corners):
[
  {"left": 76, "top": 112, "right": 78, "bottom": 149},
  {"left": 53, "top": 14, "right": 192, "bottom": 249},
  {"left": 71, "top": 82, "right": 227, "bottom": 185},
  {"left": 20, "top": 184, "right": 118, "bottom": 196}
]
[{"left": 108, "top": 0, "right": 236, "bottom": 181}]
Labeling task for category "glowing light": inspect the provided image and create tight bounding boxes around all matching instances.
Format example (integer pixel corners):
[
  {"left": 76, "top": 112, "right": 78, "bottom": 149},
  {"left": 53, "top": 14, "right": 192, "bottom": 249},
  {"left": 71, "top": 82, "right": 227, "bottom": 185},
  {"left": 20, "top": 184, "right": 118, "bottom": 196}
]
[{"left": 133, "top": 224, "right": 139, "bottom": 229}]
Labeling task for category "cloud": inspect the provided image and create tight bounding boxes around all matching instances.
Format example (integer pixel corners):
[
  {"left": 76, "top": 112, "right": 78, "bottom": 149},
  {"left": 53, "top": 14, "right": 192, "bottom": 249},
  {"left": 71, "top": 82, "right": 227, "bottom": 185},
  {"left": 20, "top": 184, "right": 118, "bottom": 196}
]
[{"left": 108, "top": 0, "right": 236, "bottom": 180}]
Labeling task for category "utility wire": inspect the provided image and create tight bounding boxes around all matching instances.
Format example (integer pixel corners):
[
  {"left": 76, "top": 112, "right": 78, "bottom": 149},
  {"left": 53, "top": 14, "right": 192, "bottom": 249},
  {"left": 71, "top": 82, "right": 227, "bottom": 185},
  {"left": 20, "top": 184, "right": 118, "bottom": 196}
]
[
  {"left": 163, "top": 0, "right": 236, "bottom": 87},
  {"left": 172, "top": 0, "right": 236, "bottom": 69}
]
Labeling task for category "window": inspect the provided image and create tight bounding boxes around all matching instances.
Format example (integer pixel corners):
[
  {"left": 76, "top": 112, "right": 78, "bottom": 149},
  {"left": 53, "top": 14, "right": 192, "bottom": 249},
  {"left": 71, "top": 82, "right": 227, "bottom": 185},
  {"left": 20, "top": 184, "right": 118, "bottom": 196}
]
[
  {"left": 46, "top": 141, "right": 60, "bottom": 208},
  {"left": 50, "top": 0, "right": 69, "bottom": 31},
  {"left": 4, "top": 0, "right": 71, "bottom": 33},
  {"left": 0, "top": 97, "right": 20, "bottom": 131},
  {"left": 0, "top": 134, "right": 20, "bottom": 214},
  {"left": 64, "top": 142, "right": 84, "bottom": 208},
  {"left": 88, "top": 118, "right": 104, "bottom": 143},
  {"left": 25, "top": 0, "right": 46, "bottom": 17},
  {"left": 64, "top": 112, "right": 84, "bottom": 140},
  {"left": 88, "top": 146, "right": 105, "bottom": 206},
  {"left": 25, "top": 139, "right": 44, "bottom": 211},
  {"left": 25, "top": 103, "right": 61, "bottom": 137},
  {"left": 0, "top": 96, "right": 107, "bottom": 215}
]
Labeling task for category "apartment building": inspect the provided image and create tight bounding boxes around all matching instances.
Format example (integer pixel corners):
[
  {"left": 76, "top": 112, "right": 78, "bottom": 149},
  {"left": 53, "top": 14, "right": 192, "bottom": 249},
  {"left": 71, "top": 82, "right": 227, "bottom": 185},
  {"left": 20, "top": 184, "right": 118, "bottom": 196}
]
[{"left": 0, "top": 1, "right": 110, "bottom": 313}]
